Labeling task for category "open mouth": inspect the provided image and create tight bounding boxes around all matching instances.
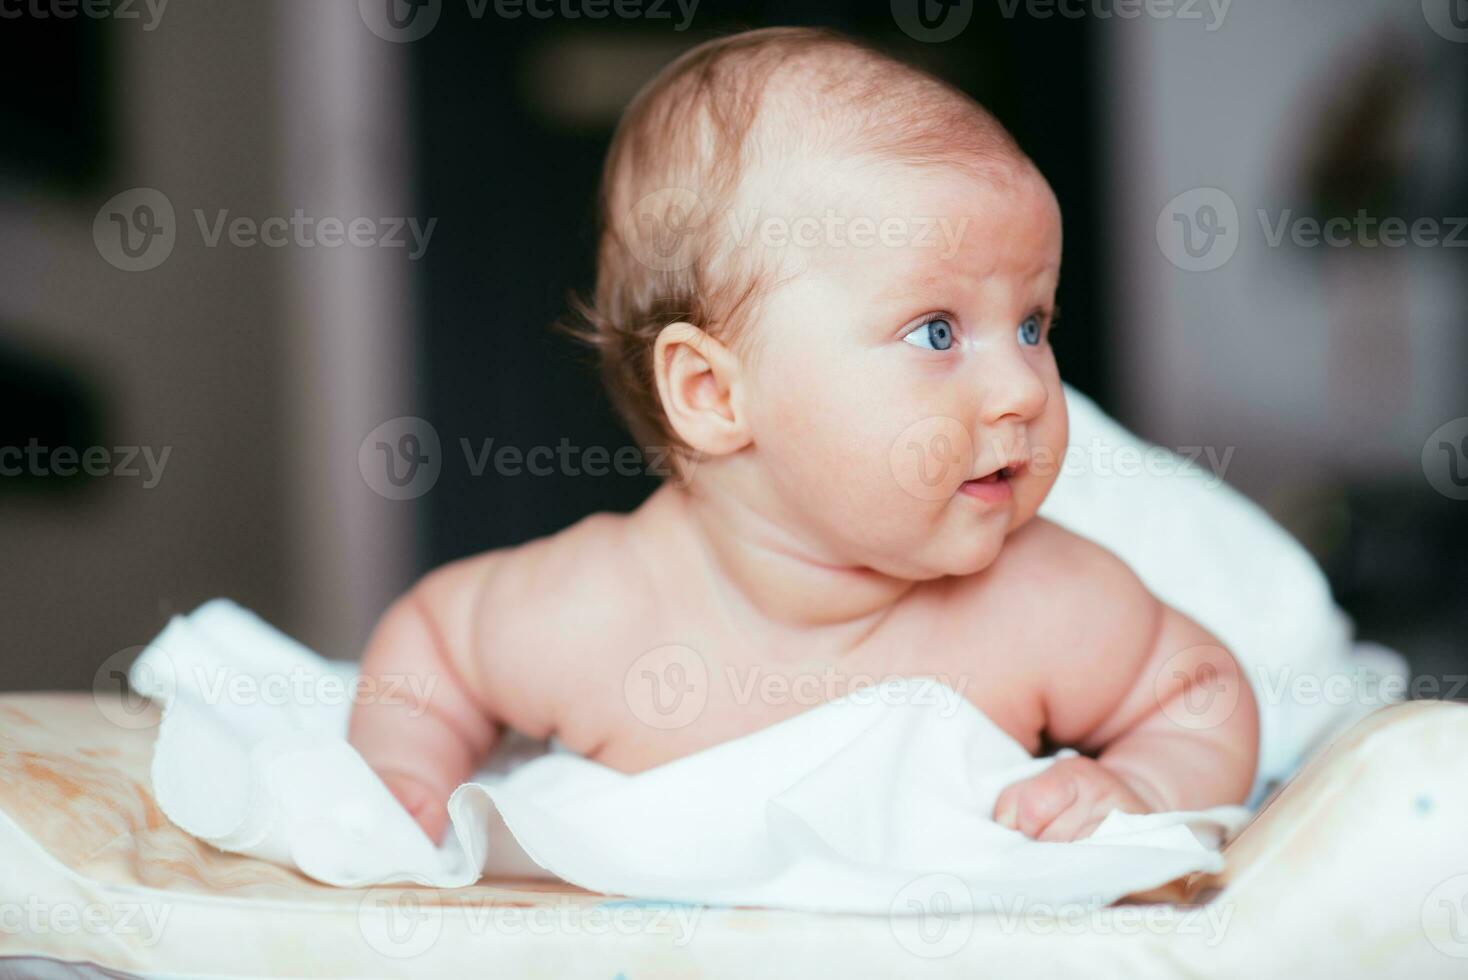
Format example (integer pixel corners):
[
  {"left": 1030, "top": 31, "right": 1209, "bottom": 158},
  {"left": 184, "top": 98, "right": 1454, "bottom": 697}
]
[
  {"left": 958, "top": 459, "right": 1025, "bottom": 501},
  {"left": 970, "top": 465, "right": 1015, "bottom": 484}
]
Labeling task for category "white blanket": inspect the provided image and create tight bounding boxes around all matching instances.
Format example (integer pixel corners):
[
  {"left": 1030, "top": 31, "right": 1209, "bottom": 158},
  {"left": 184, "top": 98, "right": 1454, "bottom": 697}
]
[{"left": 130, "top": 599, "right": 1248, "bottom": 913}]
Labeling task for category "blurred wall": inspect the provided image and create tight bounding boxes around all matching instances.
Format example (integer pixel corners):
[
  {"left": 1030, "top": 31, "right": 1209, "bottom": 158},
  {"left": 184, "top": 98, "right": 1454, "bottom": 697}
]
[
  {"left": 0, "top": 1, "right": 419, "bottom": 689},
  {"left": 1105, "top": 0, "right": 1467, "bottom": 517},
  {"left": 1102, "top": 0, "right": 1468, "bottom": 675}
]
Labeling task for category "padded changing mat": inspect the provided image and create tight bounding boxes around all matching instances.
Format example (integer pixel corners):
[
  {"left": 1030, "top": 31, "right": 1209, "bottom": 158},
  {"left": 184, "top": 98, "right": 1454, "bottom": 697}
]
[{"left": 3, "top": 692, "right": 1468, "bottom": 978}]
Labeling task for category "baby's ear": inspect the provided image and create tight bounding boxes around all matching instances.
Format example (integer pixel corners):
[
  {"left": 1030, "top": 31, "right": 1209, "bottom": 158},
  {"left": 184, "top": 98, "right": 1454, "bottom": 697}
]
[{"left": 653, "top": 321, "right": 751, "bottom": 457}]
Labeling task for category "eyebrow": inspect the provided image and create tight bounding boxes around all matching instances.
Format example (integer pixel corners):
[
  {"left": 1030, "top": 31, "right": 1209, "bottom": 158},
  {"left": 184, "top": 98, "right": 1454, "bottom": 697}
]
[{"left": 869, "top": 272, "right": 943, "bottom": 311}]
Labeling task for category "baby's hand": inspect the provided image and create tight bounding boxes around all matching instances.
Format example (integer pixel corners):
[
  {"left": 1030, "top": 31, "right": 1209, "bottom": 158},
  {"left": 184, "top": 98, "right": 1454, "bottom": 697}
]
[
  {"left": 993, "top": 756, "right": 1151, "bottom": 842},
  {"left": 376, "top": 766, "right": 450, "bottom": 845}
]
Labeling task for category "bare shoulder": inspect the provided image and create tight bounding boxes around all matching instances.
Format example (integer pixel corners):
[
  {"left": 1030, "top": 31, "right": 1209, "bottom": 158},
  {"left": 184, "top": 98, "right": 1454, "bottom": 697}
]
[
  {"left": 420, "top": 510, "right": 657, "bottom": 736},
  {"left": 959, "top": 518, "right": 1165, "bottom": 738},
  {"left": 477, "top": 510, "right": 657, "bottom": 651},
  {"left": 996, "top": 517, "right": 1155, "bottom": 601}
]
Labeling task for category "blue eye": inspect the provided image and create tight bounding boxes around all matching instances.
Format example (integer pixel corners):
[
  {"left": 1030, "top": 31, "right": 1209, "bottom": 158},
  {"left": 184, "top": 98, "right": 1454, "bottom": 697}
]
[
  {"left": 1017, "top": 314, "right": 1043, "bottom": 347},
  {"left": 902, "top": 317, "right": 955, "bottom": 351}
]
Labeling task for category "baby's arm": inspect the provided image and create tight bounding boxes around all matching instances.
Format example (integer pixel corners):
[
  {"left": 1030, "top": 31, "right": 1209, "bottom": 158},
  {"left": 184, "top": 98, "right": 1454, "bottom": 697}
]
[
  {"left": 993, "top": 528, "right": 1259, "bottom": 841},
  {"left": 347, "top": 556, "right": 507, "bottom": 844}
]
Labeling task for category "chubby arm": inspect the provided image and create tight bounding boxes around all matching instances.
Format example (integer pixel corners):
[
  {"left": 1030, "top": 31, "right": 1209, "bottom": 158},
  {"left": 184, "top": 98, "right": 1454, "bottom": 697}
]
[
  {"left": 1087, "top": 604, "right": 1259, "bottom": 811},
  {"left": 993, "top": 527, "right": 1259, "bottom": 840},
  {"left": 347, "top": 556, "right": 504, "bottom": 844}
]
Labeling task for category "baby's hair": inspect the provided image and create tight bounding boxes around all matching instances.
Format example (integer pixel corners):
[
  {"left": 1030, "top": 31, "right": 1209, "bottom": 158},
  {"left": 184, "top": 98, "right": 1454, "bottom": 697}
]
[{"left": 567, "top": 26, "right": 1032, "bottom": 455}]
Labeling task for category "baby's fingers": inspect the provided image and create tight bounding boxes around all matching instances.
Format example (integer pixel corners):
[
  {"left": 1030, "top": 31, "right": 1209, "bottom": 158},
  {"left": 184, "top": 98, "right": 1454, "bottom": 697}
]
[
  {"left": 1035, "top": 800, "right": 1107, "bottom": 843},
  {"left": 381, "top": 769, "right": 449, "bottom": 845},
  {"left": 994, "top": 770, "right": 1079, "bottom": 839}
]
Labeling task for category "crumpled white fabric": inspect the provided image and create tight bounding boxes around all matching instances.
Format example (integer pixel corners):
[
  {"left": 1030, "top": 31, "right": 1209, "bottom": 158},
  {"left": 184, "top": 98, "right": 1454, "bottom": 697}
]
[{"left": 130, "top": 599, "right": 1248, "bottom": 913}]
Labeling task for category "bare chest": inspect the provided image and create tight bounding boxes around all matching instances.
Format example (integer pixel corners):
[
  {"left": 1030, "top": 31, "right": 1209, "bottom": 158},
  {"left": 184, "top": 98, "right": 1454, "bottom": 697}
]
[{"left": 566, "top": 602, "right": 1048, "bottom": 772}]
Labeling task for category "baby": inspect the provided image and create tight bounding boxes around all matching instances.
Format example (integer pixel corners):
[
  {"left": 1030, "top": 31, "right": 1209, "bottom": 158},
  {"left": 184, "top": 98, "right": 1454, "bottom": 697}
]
[{"left": 347, "top": 27, "right": 1259, "bottom": 846}]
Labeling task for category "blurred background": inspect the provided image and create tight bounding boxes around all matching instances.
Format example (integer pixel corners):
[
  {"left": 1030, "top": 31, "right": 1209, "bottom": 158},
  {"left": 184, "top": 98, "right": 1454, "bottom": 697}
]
[{"left": 2, "top": 0, "right": 1464, "bottom": 692}]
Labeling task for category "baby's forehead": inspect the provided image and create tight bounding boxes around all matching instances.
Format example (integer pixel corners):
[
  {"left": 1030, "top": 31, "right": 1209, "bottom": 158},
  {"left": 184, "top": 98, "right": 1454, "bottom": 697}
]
[{"left": 726, "top": 151, "right": 1060, "bottom": 278}]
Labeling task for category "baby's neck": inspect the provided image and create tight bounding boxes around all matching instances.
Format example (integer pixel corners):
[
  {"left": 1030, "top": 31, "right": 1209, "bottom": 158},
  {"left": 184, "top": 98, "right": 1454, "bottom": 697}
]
[{"left": 647, "top": 483, "right": 916, "bottom": 638}]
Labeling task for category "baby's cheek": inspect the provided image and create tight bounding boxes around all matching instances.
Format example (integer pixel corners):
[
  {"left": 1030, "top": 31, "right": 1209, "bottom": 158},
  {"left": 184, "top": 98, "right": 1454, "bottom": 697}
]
[
  {"left": 1023, "top": 393, "right": 1069, "bottom": 509},
  {"left": 760, "top": 373, "right": 908, "bottom": 509}
]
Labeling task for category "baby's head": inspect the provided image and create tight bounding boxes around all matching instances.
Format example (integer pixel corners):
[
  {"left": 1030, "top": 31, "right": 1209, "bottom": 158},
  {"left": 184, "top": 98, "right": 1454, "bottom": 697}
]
[{"left": 579, "top": 27, "right": 1067, "bottom": 580}]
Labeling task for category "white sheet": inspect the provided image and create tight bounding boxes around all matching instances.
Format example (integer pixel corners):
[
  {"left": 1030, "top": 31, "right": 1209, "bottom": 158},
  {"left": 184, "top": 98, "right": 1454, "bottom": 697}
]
[{"left": 129, "top": 600, "right": 1248, "bottom": 913}]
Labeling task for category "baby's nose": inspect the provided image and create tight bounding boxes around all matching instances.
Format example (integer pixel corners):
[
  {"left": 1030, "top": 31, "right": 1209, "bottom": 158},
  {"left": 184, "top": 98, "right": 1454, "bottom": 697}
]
[{"left": 977, "top": 353, "right": 1049, "bottom": 425}]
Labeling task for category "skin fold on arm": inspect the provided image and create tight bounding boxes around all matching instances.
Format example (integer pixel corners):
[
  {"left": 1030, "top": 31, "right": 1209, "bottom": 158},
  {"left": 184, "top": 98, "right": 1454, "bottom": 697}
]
[{"left": 993, "top": 551, "right": 1260, "bottom": 842}]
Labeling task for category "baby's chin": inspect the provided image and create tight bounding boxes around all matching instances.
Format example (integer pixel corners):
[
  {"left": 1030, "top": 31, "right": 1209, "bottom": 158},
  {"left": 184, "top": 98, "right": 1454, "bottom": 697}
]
[{"left": 855, "top": 521, "right": 1013, "bottom": 582}]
